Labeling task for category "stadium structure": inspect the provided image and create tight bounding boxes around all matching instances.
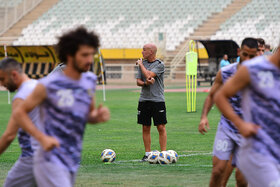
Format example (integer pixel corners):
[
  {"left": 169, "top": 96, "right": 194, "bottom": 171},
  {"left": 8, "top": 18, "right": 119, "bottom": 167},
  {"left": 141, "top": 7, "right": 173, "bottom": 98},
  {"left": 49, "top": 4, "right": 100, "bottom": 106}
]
[{"left": 0, "top": 0, "right": 279, "bottom": 84}]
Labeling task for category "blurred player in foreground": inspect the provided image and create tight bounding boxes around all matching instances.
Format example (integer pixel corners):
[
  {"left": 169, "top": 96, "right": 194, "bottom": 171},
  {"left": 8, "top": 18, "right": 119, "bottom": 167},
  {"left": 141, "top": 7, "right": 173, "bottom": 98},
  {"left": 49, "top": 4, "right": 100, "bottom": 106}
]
[
  {"left": 198, "top": 38, "right": 258, "bottom": 187},
  {"left": 136, "top": 44, "right": 167, "bottom": 161},
  {"left": 215, "top": 41, "right": 280, "bottom": 187},
  {"left": 0, "top": 58, "right": 39, "bottom": 187},
  {"left": 13, "top": 27, "right": 110, "bottom": 187}
]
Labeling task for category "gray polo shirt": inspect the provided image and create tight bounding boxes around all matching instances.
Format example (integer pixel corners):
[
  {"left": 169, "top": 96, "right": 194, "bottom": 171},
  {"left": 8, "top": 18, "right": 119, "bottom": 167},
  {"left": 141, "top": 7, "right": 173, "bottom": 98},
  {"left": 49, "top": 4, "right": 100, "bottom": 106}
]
[{"left": 136, "top": 59, "right": 165, "bottom": 102}]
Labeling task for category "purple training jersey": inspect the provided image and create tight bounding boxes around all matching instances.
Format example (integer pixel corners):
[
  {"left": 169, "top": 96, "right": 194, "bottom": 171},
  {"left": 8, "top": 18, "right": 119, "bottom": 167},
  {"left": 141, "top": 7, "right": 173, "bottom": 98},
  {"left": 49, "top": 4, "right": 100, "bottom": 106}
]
[
  {"left": 241, "top": 56, "right": 280, "bottom": 165},
  {"left": 220, "top": 62, "right": 242, "bottom": 133},
  {"left": 38, "top": 70, "right": 97, "bottom": 173},
  {"left": 13, "top": 79, "right": 40, "bottom": 158}
]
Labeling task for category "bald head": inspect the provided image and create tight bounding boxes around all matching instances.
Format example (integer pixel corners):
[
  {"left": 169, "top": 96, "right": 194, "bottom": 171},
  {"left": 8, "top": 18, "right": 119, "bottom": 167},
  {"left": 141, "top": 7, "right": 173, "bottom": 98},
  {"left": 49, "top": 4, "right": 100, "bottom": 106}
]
[
  {"left": 144, "top": 44, "right": 157, "bottom": 54},
  {"left": 142, "top": 44, "right": 157, "bottom": 62}
]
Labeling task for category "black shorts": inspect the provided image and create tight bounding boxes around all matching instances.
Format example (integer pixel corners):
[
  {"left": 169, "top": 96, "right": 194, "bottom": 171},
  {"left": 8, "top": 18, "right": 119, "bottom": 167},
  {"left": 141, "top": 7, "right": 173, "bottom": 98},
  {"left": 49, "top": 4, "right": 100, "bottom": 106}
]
[{"left": 137, "top": 101, "right": 167, "bottom": 126}]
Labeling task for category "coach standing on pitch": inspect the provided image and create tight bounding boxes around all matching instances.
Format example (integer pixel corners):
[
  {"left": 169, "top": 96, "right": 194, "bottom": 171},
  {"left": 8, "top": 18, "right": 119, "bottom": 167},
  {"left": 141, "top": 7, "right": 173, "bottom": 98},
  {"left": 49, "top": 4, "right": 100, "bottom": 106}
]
[{"left": 136, "top": 43, "right": 167, "bottom": 161}]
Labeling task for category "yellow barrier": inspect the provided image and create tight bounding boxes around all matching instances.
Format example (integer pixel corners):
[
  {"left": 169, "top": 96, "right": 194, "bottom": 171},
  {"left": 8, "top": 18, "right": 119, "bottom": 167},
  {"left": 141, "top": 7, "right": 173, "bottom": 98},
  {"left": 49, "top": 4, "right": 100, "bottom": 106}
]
[
  {"left": 100, "top": 48, "right": 208, "bottom": 59},
  {"left": 100, "top": 49, "right": 142, "bottom": 59},
  {"left": 0, "top": 47, "right": 208, "bottom": 61}
]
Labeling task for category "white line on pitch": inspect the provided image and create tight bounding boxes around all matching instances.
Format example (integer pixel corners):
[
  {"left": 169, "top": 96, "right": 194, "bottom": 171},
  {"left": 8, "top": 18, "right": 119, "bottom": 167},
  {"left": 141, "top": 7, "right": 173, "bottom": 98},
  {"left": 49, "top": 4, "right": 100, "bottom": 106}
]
[{"left": 179, "top": 152, "right": 212, "bottom": 157}]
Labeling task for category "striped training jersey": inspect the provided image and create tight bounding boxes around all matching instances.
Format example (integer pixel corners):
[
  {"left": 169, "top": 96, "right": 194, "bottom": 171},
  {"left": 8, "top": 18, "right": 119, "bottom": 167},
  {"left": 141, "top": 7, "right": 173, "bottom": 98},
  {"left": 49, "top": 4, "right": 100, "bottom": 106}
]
[
  {"left": 242, "top": 56, "right": 280, "bottom": 164},
  {"left": 220, "top": 62, "right": 242, "bottom": 133},
  {"left": 38, "top": 70, "right": 97, "bottom": 173},
  {"left": 13, "top": 79, "right": 40, "bottom": 157}
]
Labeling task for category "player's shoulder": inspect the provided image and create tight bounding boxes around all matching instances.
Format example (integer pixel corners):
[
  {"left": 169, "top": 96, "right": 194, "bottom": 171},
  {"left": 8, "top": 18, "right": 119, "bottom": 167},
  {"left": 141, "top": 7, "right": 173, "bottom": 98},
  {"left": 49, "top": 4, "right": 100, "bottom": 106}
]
[
  {"left": 82, "top": 71, "right": 97, "bottom": 82},
  {"left": 222, "top": 62, "right": 238, "bottom": 71},
  {"left": 19, "top": 79, "right": 38, "bottom": 92},
  {"left": 39, "top": 70, "right": 61, "bottom": 86},
  {"left": 221, "top": 62, "right": 238, "bottom": 75},
  {"left": 242, "top": 56, "right": 265, "bottom": 68},
  {"left": 14, "top": 79, "right": 38, "bottom": 100}
]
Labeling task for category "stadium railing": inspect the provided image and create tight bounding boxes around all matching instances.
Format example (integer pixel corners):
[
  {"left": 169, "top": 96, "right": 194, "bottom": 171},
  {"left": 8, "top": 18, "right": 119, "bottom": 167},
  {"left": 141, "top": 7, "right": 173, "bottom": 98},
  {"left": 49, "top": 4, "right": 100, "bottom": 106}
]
[{"left": 0, "top": 0, "right": 42, "bottom": 35}]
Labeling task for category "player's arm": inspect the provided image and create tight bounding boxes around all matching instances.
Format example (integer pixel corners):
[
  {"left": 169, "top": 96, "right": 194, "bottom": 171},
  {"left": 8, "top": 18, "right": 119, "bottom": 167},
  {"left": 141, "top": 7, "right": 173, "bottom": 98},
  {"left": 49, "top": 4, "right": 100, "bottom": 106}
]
[
  {"left": 0, "top": 99, "right": 23, "bottom": 155},
  {"left": 13, "top": 84, "right": 59, "bottom": 151},
  {"left": 214, "top": 66, "right": 259, "bottom": 137},
  {"left": 87, "top": 97, "right": 110, "bottom": 124},
  {"left": 198, "top": 70, "right": 223, "bottom": 135}
]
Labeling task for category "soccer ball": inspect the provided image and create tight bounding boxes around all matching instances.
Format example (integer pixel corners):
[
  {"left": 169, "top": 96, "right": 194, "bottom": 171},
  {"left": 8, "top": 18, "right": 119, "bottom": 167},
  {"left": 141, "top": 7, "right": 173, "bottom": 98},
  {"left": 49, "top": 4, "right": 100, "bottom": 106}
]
[
  {"left": 158, "top": 151, "right": 172, "bottom": 164},
  {"left": 147, "top": 150, "right": 160, "bottom": 164},
  {"left": 100, "top": 149, "right": 116, "bottom": 163},
  {"left": 167, "top": 150, "right": 179, "bottom": 163}
]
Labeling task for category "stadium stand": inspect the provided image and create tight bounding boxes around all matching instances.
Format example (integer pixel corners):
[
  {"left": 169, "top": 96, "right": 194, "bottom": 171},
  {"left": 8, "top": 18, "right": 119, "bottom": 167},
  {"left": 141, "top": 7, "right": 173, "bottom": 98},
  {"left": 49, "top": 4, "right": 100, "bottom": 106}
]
[
  {"left": 0, "top": 0, "right": 43, "bottom": 36},
  {"left": 1, "top": 0, "right": 279, "bottom": 83},
  {"left": 0, "top": 0, "right": 24, "bottom": 7},
  {"left": 13, "top": 0, "right": 233, "bottom": 50},
  {"left": 211, "top": 0, "right": 280, "bottom": 48},
  {"left": 0, "top": 0, "right": 58, "bottom": 45}
]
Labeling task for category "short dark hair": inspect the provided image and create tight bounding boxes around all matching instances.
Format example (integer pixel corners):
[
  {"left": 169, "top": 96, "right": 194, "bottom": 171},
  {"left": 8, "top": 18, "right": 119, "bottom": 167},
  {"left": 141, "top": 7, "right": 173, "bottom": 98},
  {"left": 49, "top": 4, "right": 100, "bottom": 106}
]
[
  {"left": 256, "top": 38, "right": 265, "bottom": 46},
  {"left": 265, "top": 44, "right": 270, "bottom": 49},
  {"left": 0, "top": 58, "right": 22, "bottom": 73},
  {"left": 56, "top": 26, "right": 100, "bottom": 63},
  {"left": 241, "top": 38, "right": 258, "bottom": 49}
]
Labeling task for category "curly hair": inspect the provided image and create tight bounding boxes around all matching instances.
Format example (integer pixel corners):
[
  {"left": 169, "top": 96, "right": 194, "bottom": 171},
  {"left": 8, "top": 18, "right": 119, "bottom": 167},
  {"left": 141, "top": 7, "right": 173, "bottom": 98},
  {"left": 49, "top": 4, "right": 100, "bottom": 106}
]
[{"left": 56, "top": 26, "right": 100, "bottom": 63}]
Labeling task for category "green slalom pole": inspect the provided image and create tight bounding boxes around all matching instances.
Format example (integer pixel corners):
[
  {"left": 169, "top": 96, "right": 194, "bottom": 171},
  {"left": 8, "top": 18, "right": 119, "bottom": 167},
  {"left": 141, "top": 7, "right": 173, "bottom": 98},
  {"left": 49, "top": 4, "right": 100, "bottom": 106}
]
[
  {"left": 192, "top": 75, "right": 194, "bottom": 112},
  {"left": 194, "top": 74, "right": 197, "bottom": 112},
  {"left": 185, "top": 40, "right": 198, "bottom": 112}
]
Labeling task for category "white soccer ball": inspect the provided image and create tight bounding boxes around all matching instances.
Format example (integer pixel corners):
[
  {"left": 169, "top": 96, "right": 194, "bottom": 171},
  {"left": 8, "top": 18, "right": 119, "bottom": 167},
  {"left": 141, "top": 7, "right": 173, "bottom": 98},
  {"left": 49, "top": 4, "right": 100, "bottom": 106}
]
[
  {"left": 100, "top": 149, "right": 116, "bottom": 163},
  {"left": 158, "top": 151, "right": 172, "bottom": 164},
  {"left": 147, "top": 150, "right": 160, "bottom": 164},
  {"left": 167, "top": 150, "right": 179, "bottom": 163}
]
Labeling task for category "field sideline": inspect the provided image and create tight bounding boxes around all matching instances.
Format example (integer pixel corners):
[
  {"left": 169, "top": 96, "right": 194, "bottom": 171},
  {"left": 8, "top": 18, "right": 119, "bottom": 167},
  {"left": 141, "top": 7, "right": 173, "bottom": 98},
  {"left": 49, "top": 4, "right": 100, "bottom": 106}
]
[{"left": 0, "top": 88, "right": 237, "bottom": 186}]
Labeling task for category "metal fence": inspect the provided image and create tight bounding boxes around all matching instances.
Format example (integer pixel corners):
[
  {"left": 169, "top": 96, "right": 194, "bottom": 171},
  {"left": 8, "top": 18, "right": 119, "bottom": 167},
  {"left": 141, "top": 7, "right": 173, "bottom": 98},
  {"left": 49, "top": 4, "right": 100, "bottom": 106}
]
[{"left": 0, "top": 0, "right": 42, "bottom": 36}]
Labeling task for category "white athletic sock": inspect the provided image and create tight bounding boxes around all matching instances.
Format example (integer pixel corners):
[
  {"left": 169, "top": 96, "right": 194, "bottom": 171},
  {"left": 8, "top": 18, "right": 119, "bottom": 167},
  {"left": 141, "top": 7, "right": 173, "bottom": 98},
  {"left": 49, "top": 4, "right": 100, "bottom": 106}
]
[{"left": 145, "top": 152, "right": 151, "bottom": 156}]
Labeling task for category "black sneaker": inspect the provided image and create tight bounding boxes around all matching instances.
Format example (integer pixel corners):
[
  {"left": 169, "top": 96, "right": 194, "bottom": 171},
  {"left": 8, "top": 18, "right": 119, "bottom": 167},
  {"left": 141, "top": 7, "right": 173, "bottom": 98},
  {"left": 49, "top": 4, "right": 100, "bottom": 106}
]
[{"left": 141, "top": 155, "right": 148, "bottom": 162}]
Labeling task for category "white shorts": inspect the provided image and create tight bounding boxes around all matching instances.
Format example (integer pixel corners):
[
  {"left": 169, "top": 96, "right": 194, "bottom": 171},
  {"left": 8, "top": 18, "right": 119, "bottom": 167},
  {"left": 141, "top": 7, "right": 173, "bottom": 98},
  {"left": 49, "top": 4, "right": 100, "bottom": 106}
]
[
  {"left": 237, "top": 140, "right": 280, "bottom": 187},
  {"left": 33, "top": 150, "right": 76, "bottom": 187},
  {"left": 213, "top": 125, "right": 241, "bottom": 163},
  {"left": 4, "top": 156, "right": 36, "bottom": 187}
]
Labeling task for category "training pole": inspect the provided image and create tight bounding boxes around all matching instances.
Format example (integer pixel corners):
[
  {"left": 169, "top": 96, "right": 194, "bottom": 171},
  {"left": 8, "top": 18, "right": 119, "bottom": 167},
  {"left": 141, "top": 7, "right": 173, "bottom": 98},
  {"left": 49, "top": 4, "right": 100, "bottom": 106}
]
[
  {"left": 4, "top": 44, "right": 11, "bottom": 104},
  {"left": 98, "top": 49, "right": 106, "bottom": 102},
  {"left": 185, "top": 40, "right": 198, "bottom": 112}
]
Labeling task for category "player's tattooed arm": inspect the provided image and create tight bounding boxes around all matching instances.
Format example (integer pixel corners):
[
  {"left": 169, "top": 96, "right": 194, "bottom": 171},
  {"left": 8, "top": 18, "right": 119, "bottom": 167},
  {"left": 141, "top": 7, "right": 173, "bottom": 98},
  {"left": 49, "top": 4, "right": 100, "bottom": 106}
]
[
  {"left": 214, "top": 66, "right": 259, "bottom": 137},
  {"left": 13, "top": 84, "right": 60, "bottom": 151},
  {"left": 199, "top": 70, "right": 223, "bottom": 135},
  {"left": 0, "top": 99, "right": 22, "bottom": 155}
]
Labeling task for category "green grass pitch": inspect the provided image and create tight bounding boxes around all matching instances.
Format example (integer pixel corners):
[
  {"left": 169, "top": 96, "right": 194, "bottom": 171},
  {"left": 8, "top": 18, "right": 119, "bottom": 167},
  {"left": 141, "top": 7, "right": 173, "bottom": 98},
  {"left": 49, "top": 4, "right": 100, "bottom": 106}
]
[{"left": 0, "top": 89, "right": 237, "bottom": 186}]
